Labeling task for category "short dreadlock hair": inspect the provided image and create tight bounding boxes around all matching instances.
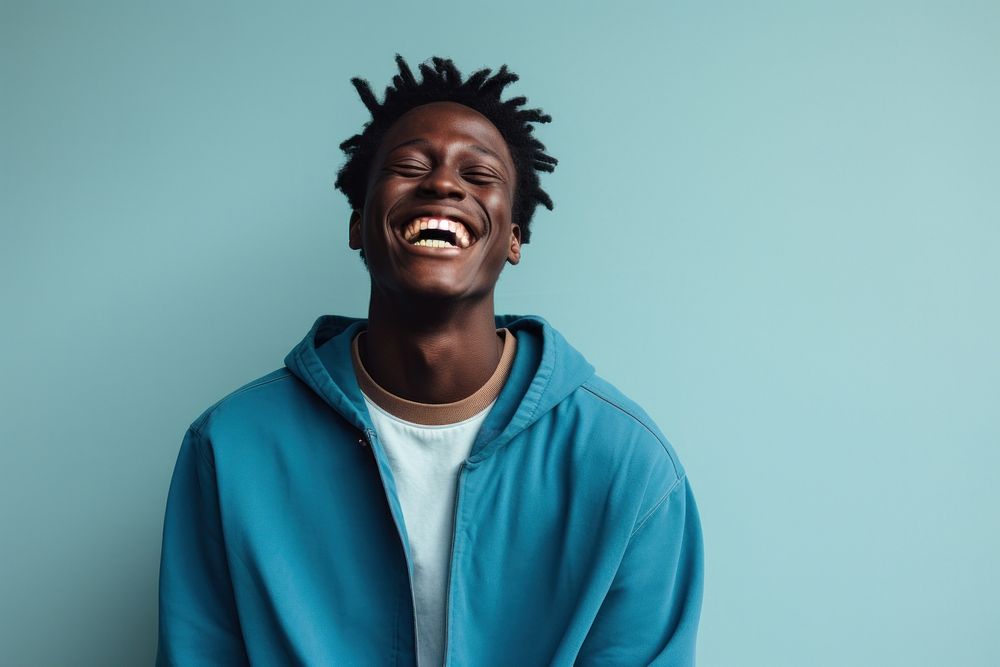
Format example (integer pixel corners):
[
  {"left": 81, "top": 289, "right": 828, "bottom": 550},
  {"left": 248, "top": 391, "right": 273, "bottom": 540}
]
[{"left": 335, "top": 55, "right": 556, "bottom": 263}]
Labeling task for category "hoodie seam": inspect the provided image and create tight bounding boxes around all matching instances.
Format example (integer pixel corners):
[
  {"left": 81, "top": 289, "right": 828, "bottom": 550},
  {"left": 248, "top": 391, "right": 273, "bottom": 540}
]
[
  {"left": 579, "top": 382, "right": 682, "bottom": 480},
  {"left": 630, "top": 475, "right": 684, "bottom": 538},
  {"left": 188, "top": 425, "right": 214, "bottom": 470},
  {"left": 526, "top": 337, "right": 557, "bottom": 425},
  {"left": 191, "top": 371, "right": 294, "bottom": 431}
]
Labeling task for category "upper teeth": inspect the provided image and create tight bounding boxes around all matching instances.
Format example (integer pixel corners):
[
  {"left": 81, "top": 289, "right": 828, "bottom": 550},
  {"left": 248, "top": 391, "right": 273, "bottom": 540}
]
[{"left": 403, "top": 217, "right": 473, "bottom": 248}]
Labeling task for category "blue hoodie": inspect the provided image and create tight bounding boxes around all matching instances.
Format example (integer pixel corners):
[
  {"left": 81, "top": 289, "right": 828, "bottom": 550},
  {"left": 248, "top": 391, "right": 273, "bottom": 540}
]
[{"left": 157, "top": 314, "right": 704, "bottom": 666}]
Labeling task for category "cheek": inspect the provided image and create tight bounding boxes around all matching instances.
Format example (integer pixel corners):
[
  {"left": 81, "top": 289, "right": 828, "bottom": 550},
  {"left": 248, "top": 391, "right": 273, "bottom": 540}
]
[
  {"left": 485, "top": 189, "right": 514, "bottom": 224},
  {"left": 361, "top": 184, "right": 403, "bottom": 238}
]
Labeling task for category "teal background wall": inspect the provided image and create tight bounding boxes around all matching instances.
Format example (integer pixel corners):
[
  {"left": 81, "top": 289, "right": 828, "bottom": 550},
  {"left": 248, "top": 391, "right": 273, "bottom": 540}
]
[{"left": 2, "top": 1, "right": 998, "bottom": 664}]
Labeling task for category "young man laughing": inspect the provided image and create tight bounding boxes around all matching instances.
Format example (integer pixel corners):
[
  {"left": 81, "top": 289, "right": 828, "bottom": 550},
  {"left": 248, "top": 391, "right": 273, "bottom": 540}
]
[{"left": 157, "top": 55, "right": 704, "bottom": 666}]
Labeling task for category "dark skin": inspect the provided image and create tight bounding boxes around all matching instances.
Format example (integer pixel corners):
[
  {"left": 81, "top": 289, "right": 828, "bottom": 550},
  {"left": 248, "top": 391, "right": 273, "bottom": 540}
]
[{"left": 348, "top": 101, "right": 521, "bottom": 404}]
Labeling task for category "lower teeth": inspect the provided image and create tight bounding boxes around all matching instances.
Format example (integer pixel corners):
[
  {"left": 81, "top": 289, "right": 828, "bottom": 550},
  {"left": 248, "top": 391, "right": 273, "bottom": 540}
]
[{"left": 413, "top": 239, "right": 454, "bottom": 247}]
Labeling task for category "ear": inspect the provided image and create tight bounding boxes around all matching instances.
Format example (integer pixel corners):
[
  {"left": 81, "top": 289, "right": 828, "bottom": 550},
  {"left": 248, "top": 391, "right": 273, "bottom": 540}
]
[
  {"left": 348, "top": 210, "right": 363, "bottom": 250},
  {"left": 507, "top": 224, "right": 521, "bottom": 265}
]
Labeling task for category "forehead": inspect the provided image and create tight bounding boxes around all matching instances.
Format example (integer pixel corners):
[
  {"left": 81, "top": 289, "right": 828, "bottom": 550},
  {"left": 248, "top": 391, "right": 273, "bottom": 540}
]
[{"left": 376, "top": 101, "right": 514, "bottom": 168}]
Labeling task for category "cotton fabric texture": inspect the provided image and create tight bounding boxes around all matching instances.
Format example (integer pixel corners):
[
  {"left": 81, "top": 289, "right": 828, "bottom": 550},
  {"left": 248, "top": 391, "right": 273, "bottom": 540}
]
[
  {"left": 354, "top": 328, "right": 516, "bottom": 667},
  {"left": 156, "top": 314, "right": 704, "bottom": 666},
  {"left": 360, "top": 395, "right": 494, "bottom": 667}
]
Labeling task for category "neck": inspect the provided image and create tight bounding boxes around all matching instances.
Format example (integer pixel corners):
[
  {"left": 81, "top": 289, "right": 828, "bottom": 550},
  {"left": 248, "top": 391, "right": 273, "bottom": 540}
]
[{"left": 361, "top": 290, "right": 503, "bottom": 404}]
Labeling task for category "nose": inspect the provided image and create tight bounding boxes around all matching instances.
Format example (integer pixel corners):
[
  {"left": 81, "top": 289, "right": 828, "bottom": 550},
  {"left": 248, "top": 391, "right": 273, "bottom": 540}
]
[{"left": 417, "top": 163, "right": 466, "bottom": 201}]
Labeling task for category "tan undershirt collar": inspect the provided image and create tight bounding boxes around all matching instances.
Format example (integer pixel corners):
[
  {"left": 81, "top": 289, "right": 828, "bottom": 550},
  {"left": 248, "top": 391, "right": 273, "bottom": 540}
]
[{"left": 352, "top": 328, "right": 517, "bottom": 426}]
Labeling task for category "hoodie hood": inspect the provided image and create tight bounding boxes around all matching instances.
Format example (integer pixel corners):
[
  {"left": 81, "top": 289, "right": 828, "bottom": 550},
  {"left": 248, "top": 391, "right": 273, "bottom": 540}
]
[{"left": 284, "top": 313, "right": 595, "bottom": 461}]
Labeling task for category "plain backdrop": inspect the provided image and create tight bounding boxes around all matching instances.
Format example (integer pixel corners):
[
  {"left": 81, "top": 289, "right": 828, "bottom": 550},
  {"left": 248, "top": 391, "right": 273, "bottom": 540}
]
[{"left": 2, "top": 1, "right": 998, "bottom": 665}]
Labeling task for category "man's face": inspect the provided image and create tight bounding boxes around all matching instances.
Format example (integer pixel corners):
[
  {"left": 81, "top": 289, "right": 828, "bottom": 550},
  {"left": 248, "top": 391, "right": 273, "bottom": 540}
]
[{"left": 349, "top": 101, "right": 520, "bottom": 302}]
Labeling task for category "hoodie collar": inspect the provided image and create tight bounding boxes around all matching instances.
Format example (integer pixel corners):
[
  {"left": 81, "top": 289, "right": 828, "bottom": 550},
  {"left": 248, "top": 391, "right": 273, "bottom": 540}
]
[{"left": 283, "top": 314, "right": 595, "bottom": 461}]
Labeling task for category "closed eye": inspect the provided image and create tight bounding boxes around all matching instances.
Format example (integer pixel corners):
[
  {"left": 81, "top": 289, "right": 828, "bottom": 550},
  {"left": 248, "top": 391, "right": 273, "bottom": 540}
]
[
  {"left": 463, "top": 169, "right": 502, "bottom": 184},
  {"left": 387, "top": 161, "right": 429, "bottom": 176}
]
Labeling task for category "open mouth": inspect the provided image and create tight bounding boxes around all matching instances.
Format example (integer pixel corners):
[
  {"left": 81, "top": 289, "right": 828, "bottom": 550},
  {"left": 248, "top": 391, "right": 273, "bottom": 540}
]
[{"left": 401, "top": 217, "right": 474, "bottom": 249}]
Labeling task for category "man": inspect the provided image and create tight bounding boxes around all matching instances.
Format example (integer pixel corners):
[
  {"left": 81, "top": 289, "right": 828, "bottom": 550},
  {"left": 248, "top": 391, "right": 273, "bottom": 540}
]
[{"left": 157, "top": 55, "right": 703, "bottom": 666}]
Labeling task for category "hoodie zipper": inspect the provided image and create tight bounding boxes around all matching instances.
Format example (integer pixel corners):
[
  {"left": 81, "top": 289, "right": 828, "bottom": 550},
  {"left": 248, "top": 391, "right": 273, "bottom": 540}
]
[
  {"left": 360, "top": 427, "right": 421, "bottom": 664},
  {"left": 442, "top": 461, "right": 468, "bottom": 667}
]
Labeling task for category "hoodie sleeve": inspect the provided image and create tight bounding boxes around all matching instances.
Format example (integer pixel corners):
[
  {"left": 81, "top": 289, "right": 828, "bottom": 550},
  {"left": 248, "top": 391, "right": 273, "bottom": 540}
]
[
  {"left": 156, "top": 426, "right": 250, "bottom": 667},
  {"left": 576, "top": 475, "right": 705, "bottom": 666}
]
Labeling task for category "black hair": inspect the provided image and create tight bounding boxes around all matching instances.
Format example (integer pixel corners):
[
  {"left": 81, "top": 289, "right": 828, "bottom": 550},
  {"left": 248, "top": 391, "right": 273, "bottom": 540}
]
[{"left": 335, "top": 54, "right": 557, "bottom": 263}]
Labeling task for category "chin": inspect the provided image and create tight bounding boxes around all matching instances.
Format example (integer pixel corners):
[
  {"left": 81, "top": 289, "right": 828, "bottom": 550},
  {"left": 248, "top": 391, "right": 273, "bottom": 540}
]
[{"left": 409, "top": 283, "right": 472, "bottom": 302}]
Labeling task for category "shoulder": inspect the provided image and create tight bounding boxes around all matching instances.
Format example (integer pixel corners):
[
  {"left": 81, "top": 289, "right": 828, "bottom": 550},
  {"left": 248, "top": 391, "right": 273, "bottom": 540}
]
[
  {"left": 563, "top": 374, "right": 689, "bottom": 522},
  {"left": 188, "top": 367, "right": 300, "bottom": 437},
  {"left": 574, "top": 374, "right": 686, "bottom": 478}
]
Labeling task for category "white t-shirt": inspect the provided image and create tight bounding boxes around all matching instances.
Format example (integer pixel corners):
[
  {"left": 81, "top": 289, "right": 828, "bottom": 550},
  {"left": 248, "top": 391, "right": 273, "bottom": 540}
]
[{"left": 362, "top": 392, "right": 494, "bottom": 667}]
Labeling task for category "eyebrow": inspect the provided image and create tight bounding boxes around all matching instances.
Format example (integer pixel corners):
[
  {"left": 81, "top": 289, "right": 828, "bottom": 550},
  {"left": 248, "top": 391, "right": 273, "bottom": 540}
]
[{"left": 387, "top": 138, "right": 507, "bottom": 164}]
